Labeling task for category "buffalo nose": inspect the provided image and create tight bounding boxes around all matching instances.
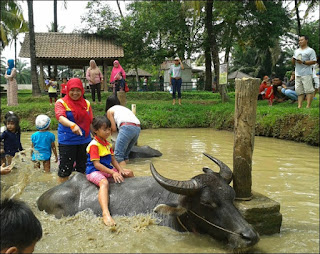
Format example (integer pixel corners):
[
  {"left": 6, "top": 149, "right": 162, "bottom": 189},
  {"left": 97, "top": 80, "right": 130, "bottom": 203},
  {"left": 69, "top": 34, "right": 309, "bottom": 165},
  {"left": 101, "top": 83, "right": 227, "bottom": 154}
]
[{"left": 240, "top": 230, "right": 260, "bottom": 244}]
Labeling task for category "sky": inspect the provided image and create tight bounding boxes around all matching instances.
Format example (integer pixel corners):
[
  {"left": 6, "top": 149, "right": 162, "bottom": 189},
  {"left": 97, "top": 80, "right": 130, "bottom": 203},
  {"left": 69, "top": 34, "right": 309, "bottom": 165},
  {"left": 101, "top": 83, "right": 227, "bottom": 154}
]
[{"left": 2, "top": 1, "right": 319, "bottom": 64}]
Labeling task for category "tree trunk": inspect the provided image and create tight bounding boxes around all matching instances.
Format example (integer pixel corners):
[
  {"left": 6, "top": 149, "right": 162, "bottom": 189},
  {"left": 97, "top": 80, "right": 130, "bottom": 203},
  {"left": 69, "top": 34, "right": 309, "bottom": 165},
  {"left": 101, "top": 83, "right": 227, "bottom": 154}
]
[
  {"left": 54, "top": 0, "right": 58, "bottom": 32},
  {"left": 294, "top": 0, "right": 301, "bottom": 40},
  {"left": 135, "top": 65, "right": 139, "bottom": 91},
  {"left": 116, "top": 0, "right": 123, "bottom": 18},
  {"left": 14, "top": 36, "right": 17, "bottom": 65},
  {"left": 204, "top": 46, "right": 212, "bottom": 91},
  {"left": 53, "top": 0, "right": 58, "bottom": 79},
  {"left": 233, "top": 78, "right": 260, "bottom": 200},
  {"left": 204, "top": 0, "right": 213, "bottom": 91},
  {"left": 27, "top": 0, "right": 41, "bottom": 96},
  {"left": 207, "top": 0, "right": 229, "bottom": 102}
]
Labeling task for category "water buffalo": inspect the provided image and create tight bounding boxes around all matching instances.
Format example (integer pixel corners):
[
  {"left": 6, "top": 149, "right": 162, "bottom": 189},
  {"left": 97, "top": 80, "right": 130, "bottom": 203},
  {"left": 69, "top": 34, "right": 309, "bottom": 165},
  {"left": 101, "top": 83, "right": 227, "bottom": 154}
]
[
  {"left": 37, "top": 153, "right": 259, "bottom": 251},
  {"left": 129, "top": 145, "right": 162, "bottom": 159}
]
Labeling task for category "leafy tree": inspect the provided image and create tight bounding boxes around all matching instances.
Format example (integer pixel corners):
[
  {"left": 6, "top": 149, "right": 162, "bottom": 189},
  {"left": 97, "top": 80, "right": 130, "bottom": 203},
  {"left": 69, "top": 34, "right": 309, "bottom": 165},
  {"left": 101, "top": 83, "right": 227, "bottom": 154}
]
[
  {"left": 0, "top": 0, "right": 27, "bottom": 48},
  {"left": 76, "top": 0, "right": 119, "bottom": 38},
  {"left": 300, "top": 20, "right": 319, "bottom": 55},
  {"left": 228, "top": 1, "right": 291, "bottom": 78},
  {"left": 15, "top": 59, "right": 31, "bottom": 84},
  {"left": 293, "top": 0, "right": 319, "bottom": 39}
]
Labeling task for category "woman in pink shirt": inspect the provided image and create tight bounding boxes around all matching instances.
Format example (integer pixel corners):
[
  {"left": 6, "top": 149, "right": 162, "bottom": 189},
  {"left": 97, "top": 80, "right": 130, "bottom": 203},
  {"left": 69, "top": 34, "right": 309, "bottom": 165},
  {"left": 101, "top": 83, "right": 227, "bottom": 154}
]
[
  {"left": 86, "top": 60, "right": 103, "bottom": 104},
  {"left": 109, "top": 60, "right": 126, "bottom": 94}
]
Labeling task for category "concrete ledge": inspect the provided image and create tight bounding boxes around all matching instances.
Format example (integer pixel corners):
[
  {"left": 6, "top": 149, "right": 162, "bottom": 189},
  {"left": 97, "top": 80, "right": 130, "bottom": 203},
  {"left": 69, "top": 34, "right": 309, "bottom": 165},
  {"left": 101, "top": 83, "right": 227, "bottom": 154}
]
[{"left": 235, "top": 191, "right": 282, "bottom": 235}]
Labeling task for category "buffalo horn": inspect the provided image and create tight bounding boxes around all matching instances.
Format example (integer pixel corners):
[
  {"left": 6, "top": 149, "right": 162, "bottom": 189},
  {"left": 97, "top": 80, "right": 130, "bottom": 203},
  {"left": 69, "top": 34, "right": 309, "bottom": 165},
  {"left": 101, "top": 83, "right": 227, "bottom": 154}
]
[
  {"left": 150, "top": 163, "right": 201, "bottom": 196},
  {"left": 203, "top": 153, "right": 233, "bottom": 184}
]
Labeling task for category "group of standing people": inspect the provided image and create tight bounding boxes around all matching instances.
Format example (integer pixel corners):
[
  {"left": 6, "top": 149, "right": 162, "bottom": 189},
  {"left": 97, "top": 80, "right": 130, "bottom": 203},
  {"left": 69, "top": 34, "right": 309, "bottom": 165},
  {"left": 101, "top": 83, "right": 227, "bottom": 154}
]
[{"left": 258, "top": 35, "right": 318, "bottom": 108}]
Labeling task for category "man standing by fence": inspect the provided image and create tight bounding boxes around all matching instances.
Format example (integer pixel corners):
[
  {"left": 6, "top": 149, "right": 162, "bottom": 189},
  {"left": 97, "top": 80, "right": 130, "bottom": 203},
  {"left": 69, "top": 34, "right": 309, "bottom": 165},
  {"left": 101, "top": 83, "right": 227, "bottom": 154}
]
[{"left": 292, "top": 35, "right": 317, "bottom": 108}]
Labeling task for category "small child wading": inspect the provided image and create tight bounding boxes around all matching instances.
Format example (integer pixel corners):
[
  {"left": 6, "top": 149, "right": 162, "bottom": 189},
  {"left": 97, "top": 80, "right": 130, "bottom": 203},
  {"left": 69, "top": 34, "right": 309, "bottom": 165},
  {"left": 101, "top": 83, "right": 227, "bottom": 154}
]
[
  {"left": 86, "top": 116, "right": 134, "bottom": 226},
  {"left": 0, "top": 114, "right": 24, "bottom": 166},
  {"left": 31, "top": 115, "right": 58, "bottom": 172}
]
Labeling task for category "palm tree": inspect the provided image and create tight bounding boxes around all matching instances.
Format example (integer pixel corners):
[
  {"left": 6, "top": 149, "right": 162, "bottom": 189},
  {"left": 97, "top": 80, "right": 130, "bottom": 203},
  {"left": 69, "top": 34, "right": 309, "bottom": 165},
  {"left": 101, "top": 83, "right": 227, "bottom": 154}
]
[
  {"left": 27, "top": 0, "right": 41, "bottom": 96},
  {"left": 0, "top": 0, "right": 27, "bottom": 49},
  {"left": 53, "top": 0, "right": 67, "bottom": 32},
  {"left": 9, "top": 18, "right": 28, "bottom": 64},
  {"left": 294, "top": 0, "right": 319, "bottom": 39},
  {"left": 52, "top": 0, "right": 67, "bottom": 77},
  {"left": 15, "top": 59, "right": 31, "bottom": 84}
]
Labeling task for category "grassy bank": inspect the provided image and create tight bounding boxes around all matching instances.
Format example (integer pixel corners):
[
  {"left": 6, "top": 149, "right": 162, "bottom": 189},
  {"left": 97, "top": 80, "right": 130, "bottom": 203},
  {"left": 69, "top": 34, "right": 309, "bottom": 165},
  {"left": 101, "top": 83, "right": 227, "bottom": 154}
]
[{"left": 1, "top": 90, "right": 319, "bottom": 146}]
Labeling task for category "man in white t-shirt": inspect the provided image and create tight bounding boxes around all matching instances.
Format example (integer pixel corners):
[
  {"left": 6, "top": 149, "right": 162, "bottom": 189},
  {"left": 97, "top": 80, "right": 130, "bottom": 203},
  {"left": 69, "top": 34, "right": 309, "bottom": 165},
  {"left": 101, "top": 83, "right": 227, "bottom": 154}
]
[{"left": 292, "top": 35, "right": 317, "bottom": 108}]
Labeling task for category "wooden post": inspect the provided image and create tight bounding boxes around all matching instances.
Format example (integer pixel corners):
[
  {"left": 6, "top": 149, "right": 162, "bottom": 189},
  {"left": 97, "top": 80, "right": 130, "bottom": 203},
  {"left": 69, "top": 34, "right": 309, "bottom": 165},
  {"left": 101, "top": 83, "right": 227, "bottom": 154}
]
[
  {"left": 39, "top": 62, "right": 45, "bottom": 92},
  {"left": 233, "top": 78, "right": 260, "bottom": 200},
  {"left": 131, "top": 104, "right": 136, "bottom": 115},
  {"left": 103, "top": 61, "right": 108, "bottom": 91},
  {"left": 117, "top": 91, "right": 126, "bottom": 106}
]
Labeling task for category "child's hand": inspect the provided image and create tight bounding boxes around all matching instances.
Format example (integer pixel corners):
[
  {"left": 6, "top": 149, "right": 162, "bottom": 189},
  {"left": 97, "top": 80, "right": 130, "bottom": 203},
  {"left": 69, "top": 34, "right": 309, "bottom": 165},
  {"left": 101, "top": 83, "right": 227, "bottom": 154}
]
[
  {"left": 112, "top": 171, "right": 124, "bottom": 183},
  {"left": 120, "top": 169, "right": 131, "bottom": 176}
]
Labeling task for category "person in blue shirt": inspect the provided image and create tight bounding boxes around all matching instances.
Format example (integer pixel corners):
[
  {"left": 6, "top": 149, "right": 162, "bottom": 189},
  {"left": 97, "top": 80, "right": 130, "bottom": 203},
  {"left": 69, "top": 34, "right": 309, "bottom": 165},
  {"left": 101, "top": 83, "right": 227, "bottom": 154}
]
[
  {"left": 0, "top": 114, "right": 24, "bottom": 166},
  {"left": 31, "top": 115, "right": 58, "bottom": 172}
]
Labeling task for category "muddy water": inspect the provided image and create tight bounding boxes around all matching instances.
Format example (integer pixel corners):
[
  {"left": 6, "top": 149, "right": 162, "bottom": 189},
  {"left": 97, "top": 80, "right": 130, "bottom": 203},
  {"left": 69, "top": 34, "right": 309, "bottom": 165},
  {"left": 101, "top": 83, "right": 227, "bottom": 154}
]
[{"left": 1, "top": 128, "right": 319, "bottom": 253}]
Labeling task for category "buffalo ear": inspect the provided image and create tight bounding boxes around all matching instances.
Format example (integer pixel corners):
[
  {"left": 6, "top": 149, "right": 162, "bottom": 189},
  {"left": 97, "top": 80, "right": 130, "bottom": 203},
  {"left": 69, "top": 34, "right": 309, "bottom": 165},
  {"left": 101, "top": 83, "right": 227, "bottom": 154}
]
[
  {"left": 203, "top": 167, "right": 215, "bottom": 174},
  {"left": 153, "top": 204, "right": 187, "bottom": 216}
]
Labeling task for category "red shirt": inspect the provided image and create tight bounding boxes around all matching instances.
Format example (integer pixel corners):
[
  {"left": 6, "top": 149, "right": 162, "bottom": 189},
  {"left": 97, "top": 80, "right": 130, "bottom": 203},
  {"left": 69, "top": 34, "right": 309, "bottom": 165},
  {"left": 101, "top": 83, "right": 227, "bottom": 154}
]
[{"left": 61, "top": 83, "right": 67, "bottom": 95}]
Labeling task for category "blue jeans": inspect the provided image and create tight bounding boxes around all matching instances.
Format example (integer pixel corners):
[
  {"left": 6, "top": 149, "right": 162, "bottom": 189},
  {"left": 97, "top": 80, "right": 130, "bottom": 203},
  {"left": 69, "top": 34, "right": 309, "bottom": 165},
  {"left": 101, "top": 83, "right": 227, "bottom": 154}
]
[
  {"left": 115, "top": 125, "right": 140, "bottom": 162},
  {"left": 171, "top": 78, "right": 182, "bottom": 99},
  {"left": 281, "top": 88, "right": 298, "bottom": 101}
]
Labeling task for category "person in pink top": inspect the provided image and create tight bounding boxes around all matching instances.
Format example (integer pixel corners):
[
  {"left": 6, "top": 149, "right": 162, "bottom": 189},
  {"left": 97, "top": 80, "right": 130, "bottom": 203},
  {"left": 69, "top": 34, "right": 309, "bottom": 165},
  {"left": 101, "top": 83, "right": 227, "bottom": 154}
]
[
  {"left": 109, "top": 60, "right": 126, "bottom": 94},
  {"left": 86, "top": 59, "right": 103, "bottom": 104}
]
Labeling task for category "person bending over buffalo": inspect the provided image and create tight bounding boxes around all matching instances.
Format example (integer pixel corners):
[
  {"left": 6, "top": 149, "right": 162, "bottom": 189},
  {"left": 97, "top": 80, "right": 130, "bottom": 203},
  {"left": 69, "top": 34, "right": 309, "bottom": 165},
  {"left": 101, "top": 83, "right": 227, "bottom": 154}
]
[{"left": 105, "top": 95, "right": 140, "bottom": 168}]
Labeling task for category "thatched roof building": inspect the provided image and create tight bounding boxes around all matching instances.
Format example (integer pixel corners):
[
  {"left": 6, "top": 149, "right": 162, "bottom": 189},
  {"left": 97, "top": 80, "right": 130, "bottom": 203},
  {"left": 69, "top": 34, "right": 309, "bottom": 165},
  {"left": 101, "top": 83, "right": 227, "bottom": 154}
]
[{"left": 19, "top": 32, "right": 123, "bottom": 68}]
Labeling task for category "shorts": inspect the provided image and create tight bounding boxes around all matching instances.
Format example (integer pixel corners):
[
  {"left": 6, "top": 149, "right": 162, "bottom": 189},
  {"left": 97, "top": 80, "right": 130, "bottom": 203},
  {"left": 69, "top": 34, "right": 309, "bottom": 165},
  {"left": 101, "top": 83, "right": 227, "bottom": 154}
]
[
  {"left": 49, "top": 92, "right": 58, "bottom": 98},
  {"left": 295, "top": 75, "right": 315, "bottom": 95},
  {"left": 86, "top": 169, "right": 119, "bottom": 186}
]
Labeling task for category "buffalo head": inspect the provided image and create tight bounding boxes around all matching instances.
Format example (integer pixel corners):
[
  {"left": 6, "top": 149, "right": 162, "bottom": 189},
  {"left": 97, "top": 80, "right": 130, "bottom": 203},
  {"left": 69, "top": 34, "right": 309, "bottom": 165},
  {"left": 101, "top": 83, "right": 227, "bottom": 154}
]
[{"left": 152, "top": 153, "right": 259, "bottom": 251}]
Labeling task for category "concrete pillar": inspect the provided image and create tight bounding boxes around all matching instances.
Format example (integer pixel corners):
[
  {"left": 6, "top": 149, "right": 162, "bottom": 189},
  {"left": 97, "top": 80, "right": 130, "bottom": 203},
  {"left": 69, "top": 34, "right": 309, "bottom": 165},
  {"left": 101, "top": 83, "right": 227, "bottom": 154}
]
[{"left": 233, "top": 78, "right": 260, "bottom": 200}]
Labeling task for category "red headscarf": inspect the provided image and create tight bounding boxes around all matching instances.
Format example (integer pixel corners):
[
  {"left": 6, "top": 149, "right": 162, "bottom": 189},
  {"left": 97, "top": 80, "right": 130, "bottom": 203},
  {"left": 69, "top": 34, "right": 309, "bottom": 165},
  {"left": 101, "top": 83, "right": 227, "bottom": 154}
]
[
  {"left": 63, "top": 78, "right": 92, "bottom": 137},
  {"left": 110, "top": 60, "right": 126, "bottom": 83}
]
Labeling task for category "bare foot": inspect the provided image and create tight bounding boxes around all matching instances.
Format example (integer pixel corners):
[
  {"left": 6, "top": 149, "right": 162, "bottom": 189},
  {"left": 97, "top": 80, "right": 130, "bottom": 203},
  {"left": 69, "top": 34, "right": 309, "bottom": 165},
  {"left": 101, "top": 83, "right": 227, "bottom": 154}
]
[{"left": 103, "top": 213, "right": 116, "bottom": 227}]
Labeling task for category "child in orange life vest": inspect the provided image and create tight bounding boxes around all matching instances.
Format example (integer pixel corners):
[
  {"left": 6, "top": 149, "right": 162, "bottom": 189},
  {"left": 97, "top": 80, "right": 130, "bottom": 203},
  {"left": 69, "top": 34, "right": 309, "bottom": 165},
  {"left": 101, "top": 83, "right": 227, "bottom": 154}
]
[{"left": 86, "top": 116, "right": 133, "bottom": 227}]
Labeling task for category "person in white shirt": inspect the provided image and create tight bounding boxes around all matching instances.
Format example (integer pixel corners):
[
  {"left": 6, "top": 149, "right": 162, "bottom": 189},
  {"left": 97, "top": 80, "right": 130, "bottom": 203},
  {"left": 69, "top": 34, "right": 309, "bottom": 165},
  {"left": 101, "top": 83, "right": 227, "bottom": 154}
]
[{"left": 292, "top": 35, "right": 317, "bottom": 108}]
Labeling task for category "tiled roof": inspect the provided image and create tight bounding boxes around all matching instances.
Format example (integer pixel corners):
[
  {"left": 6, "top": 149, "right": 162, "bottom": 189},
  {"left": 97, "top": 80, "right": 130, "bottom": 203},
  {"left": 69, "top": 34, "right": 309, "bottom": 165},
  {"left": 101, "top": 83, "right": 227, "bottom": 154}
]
[
  {"left": 19, "top": 32, "right": 124, "bottom": 59},
  {"left": 228, "top": 70, "right": 252, "bottom": 79},
  {"left": 126, "top": 68, "right": 152, "bottom": 77}
]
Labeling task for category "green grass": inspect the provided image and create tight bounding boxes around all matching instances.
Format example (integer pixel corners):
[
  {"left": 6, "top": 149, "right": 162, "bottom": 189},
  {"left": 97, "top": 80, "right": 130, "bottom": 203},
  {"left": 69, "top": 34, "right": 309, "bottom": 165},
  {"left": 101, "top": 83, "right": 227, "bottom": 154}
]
[{"left": 1, "top": 91, "right": 319, "bottom": 145}]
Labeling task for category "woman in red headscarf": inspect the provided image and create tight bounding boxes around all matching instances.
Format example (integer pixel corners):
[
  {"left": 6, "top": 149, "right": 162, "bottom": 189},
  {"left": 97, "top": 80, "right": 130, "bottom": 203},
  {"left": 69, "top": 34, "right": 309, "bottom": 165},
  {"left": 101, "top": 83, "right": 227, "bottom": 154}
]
[
  {"left": 110, "top": 60, "right": 126, "bottom": 94},
  {"left": 55, "top": 78, "right": 93, "bottom": 183}
]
